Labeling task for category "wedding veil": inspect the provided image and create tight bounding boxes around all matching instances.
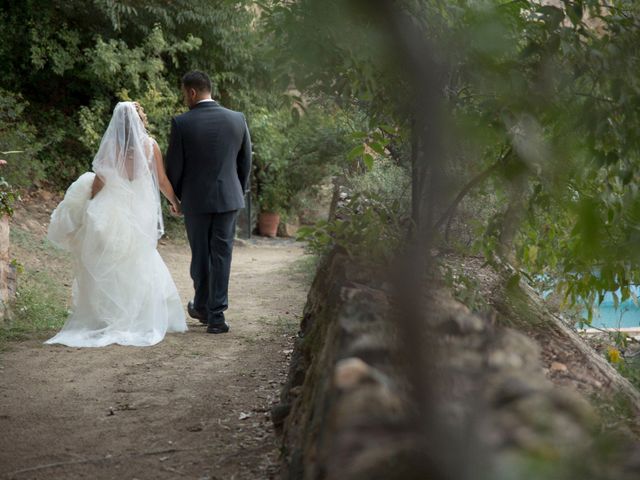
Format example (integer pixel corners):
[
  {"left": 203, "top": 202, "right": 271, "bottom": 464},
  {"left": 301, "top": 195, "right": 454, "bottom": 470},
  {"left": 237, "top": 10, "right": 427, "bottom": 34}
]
[{"left": 91, "top": 101, "right": 164, "bottom": 241}]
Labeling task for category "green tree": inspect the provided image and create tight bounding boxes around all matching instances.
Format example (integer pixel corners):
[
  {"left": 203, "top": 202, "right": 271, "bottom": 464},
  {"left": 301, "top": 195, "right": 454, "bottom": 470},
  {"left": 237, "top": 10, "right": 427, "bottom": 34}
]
[
  {"left": 0, "top": 0, "right": 260, "bottom": 187},
  {"left": 264, "top": 0, "right": 640, "bottom": 315}
]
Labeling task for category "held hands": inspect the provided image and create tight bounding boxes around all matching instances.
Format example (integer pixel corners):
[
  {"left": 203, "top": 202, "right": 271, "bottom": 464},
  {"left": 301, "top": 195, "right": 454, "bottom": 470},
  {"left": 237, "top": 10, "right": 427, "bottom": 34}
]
[{"left": 170, "top": 200, "right": 183, "bottom": 217}]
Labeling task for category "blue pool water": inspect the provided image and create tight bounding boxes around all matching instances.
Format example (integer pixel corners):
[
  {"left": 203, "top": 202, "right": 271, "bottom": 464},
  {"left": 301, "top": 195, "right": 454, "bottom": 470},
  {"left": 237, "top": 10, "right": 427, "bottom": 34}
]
[{"left": 581, "top": 289, "right": 640, "bottom": 329}]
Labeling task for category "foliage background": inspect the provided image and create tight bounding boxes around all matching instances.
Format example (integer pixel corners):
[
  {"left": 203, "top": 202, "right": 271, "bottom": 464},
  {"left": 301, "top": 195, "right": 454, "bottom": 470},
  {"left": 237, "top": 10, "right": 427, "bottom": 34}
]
[
  {"left": 5, "top": 0, "right": 640, "bottom": 328},
  {"left": 0, "top": 1, "right": 356, "bottom": 219}
]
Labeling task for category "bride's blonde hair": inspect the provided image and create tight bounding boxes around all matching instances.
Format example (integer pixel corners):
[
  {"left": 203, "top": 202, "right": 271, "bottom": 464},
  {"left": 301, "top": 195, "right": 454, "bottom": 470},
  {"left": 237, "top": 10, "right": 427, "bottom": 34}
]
[{"left": 133, "top": 102, "right": 149, "bottom": 129}]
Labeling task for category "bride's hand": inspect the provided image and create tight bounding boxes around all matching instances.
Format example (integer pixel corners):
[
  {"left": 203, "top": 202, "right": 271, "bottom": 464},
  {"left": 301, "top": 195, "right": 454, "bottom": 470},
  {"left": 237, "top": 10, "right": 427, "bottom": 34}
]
[{"left": 170, "top": 200, "right": 182, "bottom": 217}]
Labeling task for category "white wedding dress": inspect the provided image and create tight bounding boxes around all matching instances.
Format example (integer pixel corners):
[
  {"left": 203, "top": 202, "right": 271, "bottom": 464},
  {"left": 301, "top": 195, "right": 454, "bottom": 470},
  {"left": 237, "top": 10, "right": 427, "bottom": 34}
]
[{"left": 45, "top": 102, "right": 187, "bottom": 347}]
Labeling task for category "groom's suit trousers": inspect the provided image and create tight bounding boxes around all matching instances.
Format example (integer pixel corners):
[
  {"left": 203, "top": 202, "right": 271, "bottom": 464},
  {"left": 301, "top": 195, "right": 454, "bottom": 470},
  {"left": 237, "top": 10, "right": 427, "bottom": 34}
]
[{"left": 184, "top": 210, "right": 238, "bottom": 322}]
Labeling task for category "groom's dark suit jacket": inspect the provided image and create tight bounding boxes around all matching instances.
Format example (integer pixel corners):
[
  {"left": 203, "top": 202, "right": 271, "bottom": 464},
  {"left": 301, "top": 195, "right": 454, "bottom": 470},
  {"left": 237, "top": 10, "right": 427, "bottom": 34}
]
[{"left": 165, "top": 101, "right": 252, "bottom": 214}]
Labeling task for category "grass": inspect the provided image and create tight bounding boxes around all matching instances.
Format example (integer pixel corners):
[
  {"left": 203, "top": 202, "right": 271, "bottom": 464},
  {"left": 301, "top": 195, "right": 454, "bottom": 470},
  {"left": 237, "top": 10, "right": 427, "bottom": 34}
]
[
  {"left": 269, "top": 315, "right": 300, "bottom": 335},
  {"left": 582, "top": 330, "right": 640, "bottom": 417},
  {"left": 235, "top": 315, "right": 300, "bottom": 344},
  {"left": 0, "top": 226, "right": 71, "bottom": 350},
  {"left": 288, "top": 252, "right": 320, "bottom": 287},
  {"left": 613, "top": 357, "right": 640, "bottom": 402},
  {"left": 593, "top": 390, "right": 637, "bottom": 429},
  {"left": 0, "top": 270, "right": 70, "bottom": 349},
  {"left": 10, "top": 226, "right": 69, "bottom": 261}
]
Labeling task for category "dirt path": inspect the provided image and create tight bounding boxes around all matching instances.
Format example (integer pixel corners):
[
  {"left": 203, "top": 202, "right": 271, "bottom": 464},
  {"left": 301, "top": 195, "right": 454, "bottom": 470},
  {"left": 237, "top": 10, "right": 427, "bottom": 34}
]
[{"left": 0, "top": 236, "right": 309, "bottom": 480}]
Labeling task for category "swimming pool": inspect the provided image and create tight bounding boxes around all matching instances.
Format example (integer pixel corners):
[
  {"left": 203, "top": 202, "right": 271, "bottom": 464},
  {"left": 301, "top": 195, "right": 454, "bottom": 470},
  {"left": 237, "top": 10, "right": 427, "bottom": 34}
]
[{"left": 581, "top": 289, "right": 640, "bottom": 329}]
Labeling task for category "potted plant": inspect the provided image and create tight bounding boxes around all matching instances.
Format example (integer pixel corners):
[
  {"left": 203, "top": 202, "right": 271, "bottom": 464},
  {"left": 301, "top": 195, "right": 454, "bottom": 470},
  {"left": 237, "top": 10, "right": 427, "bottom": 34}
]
[
  {"left": 257, "top": 175, "right": 288, "bottom": 237},
  {"left": 249, "top": 107, "right": 292, "bottom": 237}
]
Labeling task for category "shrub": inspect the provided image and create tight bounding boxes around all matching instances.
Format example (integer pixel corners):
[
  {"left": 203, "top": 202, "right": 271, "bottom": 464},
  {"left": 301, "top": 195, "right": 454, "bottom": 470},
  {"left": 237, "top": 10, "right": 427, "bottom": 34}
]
[
  {"left": 250, "top": 104, "right": 363, "bottom": 216},
  {"left": 0, "top": 89, "right": 44, "bottom": 188},
  {"left": 0, "top": 173, "right": 16, "bottom": 217},
  {"left": 298, "top": 157, "right": 411, "bottom": 263}
]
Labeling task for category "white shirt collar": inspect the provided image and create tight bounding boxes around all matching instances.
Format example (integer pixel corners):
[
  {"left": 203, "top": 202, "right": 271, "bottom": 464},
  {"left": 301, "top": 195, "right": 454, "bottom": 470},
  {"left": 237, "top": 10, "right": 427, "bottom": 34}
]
[{"left": 196, "top": 98, "right": 215, "bottom": 104}]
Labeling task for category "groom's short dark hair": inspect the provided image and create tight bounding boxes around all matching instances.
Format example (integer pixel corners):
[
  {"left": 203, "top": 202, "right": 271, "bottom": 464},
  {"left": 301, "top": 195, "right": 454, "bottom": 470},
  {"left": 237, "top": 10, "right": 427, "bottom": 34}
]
[{"left": 182, "top": 71, "right": 212, "bottom": 93}]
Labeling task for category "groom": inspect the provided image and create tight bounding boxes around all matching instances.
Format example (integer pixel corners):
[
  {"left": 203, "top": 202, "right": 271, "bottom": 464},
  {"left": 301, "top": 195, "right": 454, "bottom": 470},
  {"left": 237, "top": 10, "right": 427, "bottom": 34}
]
[{"left": 166, "top": 71, "right": 252, "bottom": 334}]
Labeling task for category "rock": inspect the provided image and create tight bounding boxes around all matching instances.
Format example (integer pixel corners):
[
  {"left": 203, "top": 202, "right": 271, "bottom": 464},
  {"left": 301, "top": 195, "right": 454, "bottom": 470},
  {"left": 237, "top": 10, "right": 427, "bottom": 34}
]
[
  {"left": 340, "top": 285, "right": 389, "bottom": 307},
  {"left": 271, "top": 403, "right": 291, "bottom": 428},
  {"left": 492, "top": 376, "right": 540, "bottom": 407},
  {"left": 549, "top": 388, "right": 597, "bottom": 427},
  {"left": 435, "top": 312, "right": 485, "bottom": 335},
  {"left": 0, "top": 216, "right": 9, "bottom": 261},
  {"left": 291, "top": 365, "right": 306, "bottom": 387},
  {"left": 426, "top": 293, "right": 485, "bottom": 336},
  {"left": 39, "top": 190, "right": 53, "bottom": 202},
  {"left": 489, "top": 330, "right": 541, "bottom": 372},
  {"left": 510, "top": 396, "right": 592, "bottom": 454},
  {"left": 278, "top": 221, "right": 300, "bottom": 238},
  {"left": 0, "top": 215, "right": 15, "bottom": 321},
  {"left": 289, "top": 386, "right": 303, "bottom": 397},
  {"left": 550, "top": 361, "right": 568, "bottom": 373},
  {"left": 623, "top": 444, "right": 640, "bottom": 472},
  {"left": 234, "top": 238, "right": 249, "bottom": 248},
  {"left": 332, "top": 383, "right": 404, "bottom": 427},
  {"left": 326, "top": 438, "right": 416, "bottom": 480},
  {"left": 345, "top": 333, "right": 392, "bottom": 365},
  {"left": 338, "top": 308, "right": 385, "bottom": 338},
  {"left": 487, "top": 349, "right": 525, "bottom": 370},
  {"left": 334, "top": 358, "right": 372, "bottom": 390}
]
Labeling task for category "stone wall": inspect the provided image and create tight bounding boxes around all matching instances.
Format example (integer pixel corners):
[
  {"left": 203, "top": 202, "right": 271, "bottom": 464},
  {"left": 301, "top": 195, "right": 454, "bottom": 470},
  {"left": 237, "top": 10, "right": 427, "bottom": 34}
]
[
  {"left": 272, "top": 250, "right": 405, "bottom": 480},
  {"left": 0, "top": 215, "right": 15, "bottom": 321},
  {"left": 273, "top": 250, "right": 640, "bottom": 480}
]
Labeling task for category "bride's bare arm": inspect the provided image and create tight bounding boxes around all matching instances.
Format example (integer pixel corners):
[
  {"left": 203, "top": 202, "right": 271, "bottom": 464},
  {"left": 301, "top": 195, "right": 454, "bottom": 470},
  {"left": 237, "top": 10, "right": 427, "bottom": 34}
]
[
  {"left": 91, "top": 175, "right": 104, "bottom": 199},
  {"left": 152, "top": 140, "right": 181, "bottom": 214}
]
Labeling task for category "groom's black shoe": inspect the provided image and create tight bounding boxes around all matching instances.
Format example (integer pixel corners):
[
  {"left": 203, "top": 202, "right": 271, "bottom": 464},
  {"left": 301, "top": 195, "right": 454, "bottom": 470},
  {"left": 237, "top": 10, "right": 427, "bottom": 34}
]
[
  {"left": 188, "top": 301, "right": 208, "bottom": 325},
  {"left": 207, "top": 314, "right": 230, "bottom": 334},
  {"left": 207, "top": 322, "right": 230, "bottom": 334}
]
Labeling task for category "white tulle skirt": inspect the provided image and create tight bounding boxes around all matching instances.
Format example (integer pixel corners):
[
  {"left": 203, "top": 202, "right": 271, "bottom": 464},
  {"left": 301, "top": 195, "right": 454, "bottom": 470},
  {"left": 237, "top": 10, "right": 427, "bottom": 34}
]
[{"left": 45, "top": 172, "right": 187, "bottom": 347}]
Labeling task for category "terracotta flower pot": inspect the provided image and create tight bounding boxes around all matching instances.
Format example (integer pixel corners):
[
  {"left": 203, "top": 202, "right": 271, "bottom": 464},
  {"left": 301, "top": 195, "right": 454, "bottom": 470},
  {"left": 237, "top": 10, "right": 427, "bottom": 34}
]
[{"left": 258, "top": 212, "right": 280, "bottom": 238}]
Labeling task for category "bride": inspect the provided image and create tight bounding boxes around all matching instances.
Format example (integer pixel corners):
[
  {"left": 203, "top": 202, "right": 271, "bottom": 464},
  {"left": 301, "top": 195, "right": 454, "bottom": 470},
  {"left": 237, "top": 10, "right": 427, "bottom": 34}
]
[{"left": 45, "top": 101, "right": 188, "bottom": 347}]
